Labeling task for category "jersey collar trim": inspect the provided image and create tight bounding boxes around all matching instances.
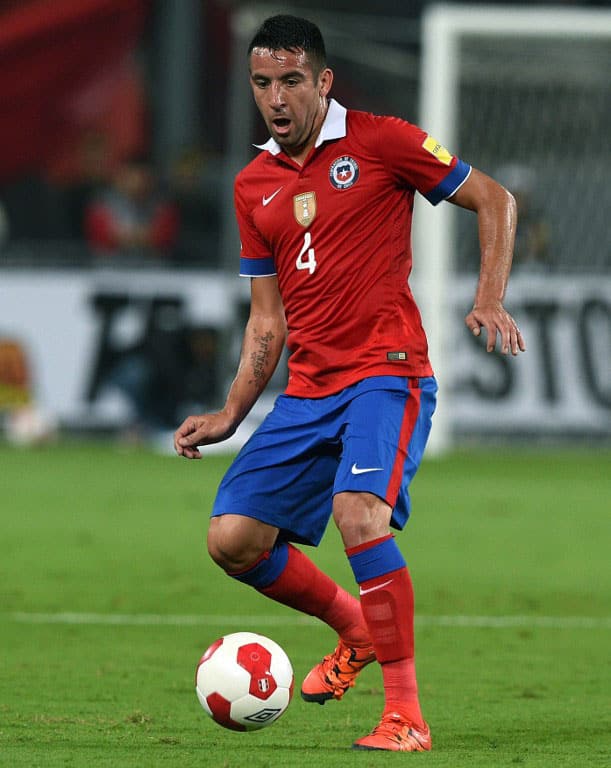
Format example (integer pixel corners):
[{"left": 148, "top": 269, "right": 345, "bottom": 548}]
[{"left": 254, "top": 99, "right": 347, "bottom": 156}]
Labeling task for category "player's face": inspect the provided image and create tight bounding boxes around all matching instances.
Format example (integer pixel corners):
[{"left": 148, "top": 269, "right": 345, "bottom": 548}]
[{"left": 249, "top": 47, "right": 333, "bottom": 161}]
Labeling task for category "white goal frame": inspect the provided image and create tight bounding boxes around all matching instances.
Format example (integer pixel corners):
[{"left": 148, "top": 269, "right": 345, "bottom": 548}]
[{"left": 414, "top": 3, "right": 611, "bottom": 454}]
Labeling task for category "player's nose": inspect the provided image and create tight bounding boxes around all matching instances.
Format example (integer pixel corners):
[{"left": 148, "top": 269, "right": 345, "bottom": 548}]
[{"left": 268, "top": 81, "right": 286, "bottom": 107}]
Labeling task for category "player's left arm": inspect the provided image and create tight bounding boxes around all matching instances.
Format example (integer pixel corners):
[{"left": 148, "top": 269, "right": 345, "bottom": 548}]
[{"left": 449, "top": 167, "right": 526, "bottom": 355}]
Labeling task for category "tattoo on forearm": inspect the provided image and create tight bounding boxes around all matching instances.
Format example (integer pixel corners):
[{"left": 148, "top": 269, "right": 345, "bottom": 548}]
[{"left": 249, "top": 329, "right": 274, "bottom": 388}]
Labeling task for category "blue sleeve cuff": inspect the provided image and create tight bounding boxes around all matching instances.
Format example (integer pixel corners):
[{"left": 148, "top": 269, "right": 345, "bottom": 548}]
[
  {"left": 424, "top": 160, "right": 471, "bottom": 205},
  {"left": 239, "top": 255, "right": 276, "bottom": 276}
]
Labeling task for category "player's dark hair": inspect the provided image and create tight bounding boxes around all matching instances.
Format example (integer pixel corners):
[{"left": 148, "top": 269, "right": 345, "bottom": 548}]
[{"left": 247, "top": 15, "right": 327, "bottom": 76}]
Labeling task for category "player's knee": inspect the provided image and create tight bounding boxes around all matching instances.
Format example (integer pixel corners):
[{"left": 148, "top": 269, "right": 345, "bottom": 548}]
[
  {"left": 207, "top": 524, "right": 252, "bottom": 572},
  {"left": 333, "top": 491, "right": 392, "bottom": 549},
  {"left": 206, "top": 515, "right": 275, "bottom": 573}
]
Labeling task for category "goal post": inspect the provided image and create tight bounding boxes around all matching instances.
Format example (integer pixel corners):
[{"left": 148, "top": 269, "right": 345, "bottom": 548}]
[{"left": 414, "top": 3, "right": 611, "bottom": 454}]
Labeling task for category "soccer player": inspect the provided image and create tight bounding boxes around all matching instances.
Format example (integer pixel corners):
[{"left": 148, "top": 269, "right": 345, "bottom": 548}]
[{"left": 174, "top": 14, "right": 525, "bottom": 752}]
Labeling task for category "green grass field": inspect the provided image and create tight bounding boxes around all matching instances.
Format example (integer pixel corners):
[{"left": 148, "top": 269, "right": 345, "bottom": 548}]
[{"left": 1, "top": 441, "right": 609, "bottom": 767}]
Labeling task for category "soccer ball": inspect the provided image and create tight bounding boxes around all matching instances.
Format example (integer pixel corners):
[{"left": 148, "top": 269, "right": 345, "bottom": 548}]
[{"left": 195, "top": 632, "right": 294, "bottom": 731}]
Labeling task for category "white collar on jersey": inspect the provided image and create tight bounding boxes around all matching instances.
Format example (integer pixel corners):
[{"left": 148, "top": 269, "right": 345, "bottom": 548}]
[{"left": 254, "top": 98, "right": 347, "bottom": 156}]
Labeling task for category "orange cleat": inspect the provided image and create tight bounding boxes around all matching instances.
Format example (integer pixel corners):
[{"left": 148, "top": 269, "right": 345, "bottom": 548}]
[
  {"left": 301, "top": 638, "right": 376, "bottom": 704},
  {"left": 352, "top": 712, "right": 432, "bottom": 752}
]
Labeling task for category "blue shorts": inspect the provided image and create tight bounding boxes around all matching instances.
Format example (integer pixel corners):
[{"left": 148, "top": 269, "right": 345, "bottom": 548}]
[{"left": 211, "top": 375, "right": 437, "bottom": 546}]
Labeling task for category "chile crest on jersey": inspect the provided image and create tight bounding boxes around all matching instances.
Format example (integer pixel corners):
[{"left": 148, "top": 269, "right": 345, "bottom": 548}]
[{"left": 329, "top": 156, "right": 359, "bottom": 190}]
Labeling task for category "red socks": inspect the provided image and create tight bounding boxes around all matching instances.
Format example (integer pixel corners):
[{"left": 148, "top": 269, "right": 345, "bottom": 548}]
[
  {"left": 380, "top": 658, "right": 423, "bottom": 727},
  {"left": 357, "top": 566, "right": 414, "bottom": 660},
  {"left": 348, "top": 537, "right": 425, "bottom": 728},
  {"left": 259, "top": 543, "right": 370, "bottom": 646}
]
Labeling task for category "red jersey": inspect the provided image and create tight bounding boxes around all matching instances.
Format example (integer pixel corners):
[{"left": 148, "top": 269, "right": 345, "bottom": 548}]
[{"left": 235, "top": 100, "right": 471, "bottom": 397}]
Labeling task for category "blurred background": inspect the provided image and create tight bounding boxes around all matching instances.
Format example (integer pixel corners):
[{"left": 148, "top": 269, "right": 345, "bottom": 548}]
[{"left": 0, "top": 0, "right": 609, "bottom": 451}]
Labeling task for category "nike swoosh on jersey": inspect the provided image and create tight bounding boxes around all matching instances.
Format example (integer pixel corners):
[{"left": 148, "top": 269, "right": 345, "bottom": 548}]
[
  {"left": 262, "top": 187, "right": 283, "bottom": 206},
  {"left": 351, "top": 463, "right": 384, "bottom": 475},
  {"left": 359, "top": 579, "right": 393, "bottom": 596}
]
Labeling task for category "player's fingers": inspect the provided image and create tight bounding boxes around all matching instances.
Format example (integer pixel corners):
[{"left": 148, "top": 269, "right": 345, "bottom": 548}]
[
  {"left": 486, "top": 323, "right": 498, "bottom": 353},
  {"left": 465, "top": 313, "right": 481, "bottom": 337},
  {"left": 508, "top": 321, "right": 526, "bottom": 355},
  {"left": 176, "top": 439, "right": 202, "bottom": 458},
  {"left": 500, "top": 315, "right": 518, "bottom": 353},
  {"left": 174, "top": 418, "right": 201, "bottom": 454},
  {"left": 177, "top": 437, "right": 204, "bottom": 455},
  {"left": 175, "top": 418, "right": 195, "bottom": 439},
  {"left": 174, "top": 431, "right": 184, "bottom": 455},
  {"left": 500, "top": 324, "right": 511, "bottom": 355}
]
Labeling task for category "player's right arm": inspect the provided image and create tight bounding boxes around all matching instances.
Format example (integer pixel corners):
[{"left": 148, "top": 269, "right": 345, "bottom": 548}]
[{"left": 174, "top": 276, "right": 286, "bottom": 459}]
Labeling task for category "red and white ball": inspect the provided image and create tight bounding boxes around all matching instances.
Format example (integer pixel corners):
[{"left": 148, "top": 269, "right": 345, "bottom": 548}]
[{"left": 195, "top": 632, "right": 294, "bottom": 731}]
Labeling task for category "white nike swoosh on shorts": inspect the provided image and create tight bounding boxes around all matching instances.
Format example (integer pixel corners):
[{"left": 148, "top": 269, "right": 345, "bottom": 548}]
[
  {"left": 262, "top": 187, "right": 283, "bottom": 206},
  {"left": 359, "top": 579, "right": 393, "bottom": 596},
  {"left": 351, "top": 463, "right": 384, "bottom": 475}
]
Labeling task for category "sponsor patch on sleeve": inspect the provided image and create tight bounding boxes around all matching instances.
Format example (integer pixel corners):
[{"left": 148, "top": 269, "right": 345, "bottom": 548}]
[{"left": 422, "top": 135, "right": 453, "bottom": 166}]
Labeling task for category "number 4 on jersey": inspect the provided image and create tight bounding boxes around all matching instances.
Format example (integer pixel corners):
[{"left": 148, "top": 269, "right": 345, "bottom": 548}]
[{"left": 296, "top": 232, "right": 317, "bottom": 275}]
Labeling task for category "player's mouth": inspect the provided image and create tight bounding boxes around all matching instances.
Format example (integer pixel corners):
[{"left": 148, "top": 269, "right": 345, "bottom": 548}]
[{"left": 271, "top": 116, "right": 291, "bottom": 137}]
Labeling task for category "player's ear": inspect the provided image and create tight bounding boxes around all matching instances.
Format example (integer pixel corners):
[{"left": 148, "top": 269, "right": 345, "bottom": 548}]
[{"left": 318, "top": 67, "right": 333, "bottom": 98}]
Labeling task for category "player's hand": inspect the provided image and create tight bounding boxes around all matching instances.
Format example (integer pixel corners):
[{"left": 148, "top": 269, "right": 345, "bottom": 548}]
[
  {"left": 465, "top": 301, "right": 526, "bottom": 355},
  {"left": 174, "top": 412, "right": 238, "bottom": 459}
]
